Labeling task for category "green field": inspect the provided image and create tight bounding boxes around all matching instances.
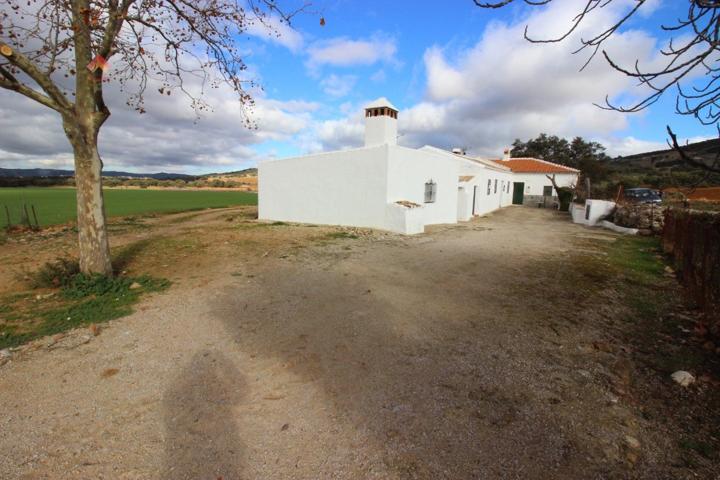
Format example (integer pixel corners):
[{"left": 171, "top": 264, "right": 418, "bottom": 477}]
[{"left": 0, "top": 187, "right": 257, "bottom": 227}]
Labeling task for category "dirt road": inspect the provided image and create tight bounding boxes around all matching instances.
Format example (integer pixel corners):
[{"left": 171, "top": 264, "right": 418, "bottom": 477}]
[{"left": 0, "top": 207, "right": 715, "bottom": 479}]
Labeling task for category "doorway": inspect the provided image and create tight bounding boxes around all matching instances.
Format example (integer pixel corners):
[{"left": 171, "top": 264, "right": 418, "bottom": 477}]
[{"left": 512, "top": 182, "right": 525, "bottom": 205}]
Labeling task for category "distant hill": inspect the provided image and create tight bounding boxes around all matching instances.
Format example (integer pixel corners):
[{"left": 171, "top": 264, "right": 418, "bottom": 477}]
[
  {"left": 612, "top": 138, "right": 720, "bottom": 171},
  {"left": 199, "top": 168, "right": 257, "bottom": 178},
  {"left": 0, "top": 168, "right": 197, "bottom": 180}
]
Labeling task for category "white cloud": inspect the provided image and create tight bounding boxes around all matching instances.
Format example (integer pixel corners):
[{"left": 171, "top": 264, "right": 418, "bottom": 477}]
[
  {"left": 245, "top": 15, "right": 304, "bottom": 52},
  {"left": 311, "top": 0, "right": 669, "bottom": 158},
  {"left": 320, "top": 74, "right": 357, "bottom": 98},
  {"left": 306, "top": 35, "right": 397, "bottom": 69}
]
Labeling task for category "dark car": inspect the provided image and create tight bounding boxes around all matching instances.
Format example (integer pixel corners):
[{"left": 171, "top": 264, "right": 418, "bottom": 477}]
[{"left": 624, "top": 188, "right": 662, "bottom": 204}]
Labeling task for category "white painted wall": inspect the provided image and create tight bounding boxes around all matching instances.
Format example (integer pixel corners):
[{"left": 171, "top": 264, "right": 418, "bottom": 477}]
[
  {"left": 386, "top": 146, "right": 459, "bottom": 227},
  {"left": 570, "top": 200, "right": 616, "bottom": 226},
  {"left": 511, "top": 172, "right": 578, "bottom": 196},
  {"left": 365, "top": 115, "right": 397, "bottom": 147},
  {"left": 259, "top": 145, "right": 390, "bottom": 230}
]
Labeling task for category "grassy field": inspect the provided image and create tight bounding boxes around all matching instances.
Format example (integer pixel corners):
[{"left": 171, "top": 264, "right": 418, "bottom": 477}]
[{"left": 0, "top": 187, "right": 258, "bottom": 227}]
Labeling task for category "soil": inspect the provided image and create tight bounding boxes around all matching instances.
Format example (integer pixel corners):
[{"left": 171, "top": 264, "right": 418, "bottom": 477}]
[{"left": 0, "top": 207, "right": 718, "bottom": 479}]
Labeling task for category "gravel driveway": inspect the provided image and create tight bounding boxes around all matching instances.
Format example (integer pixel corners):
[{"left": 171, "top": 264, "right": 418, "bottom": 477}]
[{"left": 0, "top": 207, "right": 712, "bottom": 479}]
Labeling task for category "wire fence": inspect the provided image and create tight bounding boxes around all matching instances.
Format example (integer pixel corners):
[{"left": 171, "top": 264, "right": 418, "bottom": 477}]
[{"left": 2, "top": 203, "right": 41, "bottom": 230}]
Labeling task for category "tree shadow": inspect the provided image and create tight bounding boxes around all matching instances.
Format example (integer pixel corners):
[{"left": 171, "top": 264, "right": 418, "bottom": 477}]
[
  {"left": 162, "top": 349, "right": 246, "bottom": 480},
  {"left": 111, "top": 238, "right": 154, "bottom": 273}
]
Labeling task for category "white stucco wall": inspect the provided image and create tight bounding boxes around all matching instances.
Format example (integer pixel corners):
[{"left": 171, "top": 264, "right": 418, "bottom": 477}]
[
  {"left": 386, "top": 146, "right": 459, "bottom": 227},
  {"left": 511, "top": 172, "right": 578, "bottom": 196},
  {"left": 259, "top": 145, "right": 390, "bottom": 230}
]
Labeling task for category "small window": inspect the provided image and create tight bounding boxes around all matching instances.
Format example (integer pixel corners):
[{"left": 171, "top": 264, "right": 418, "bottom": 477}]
[
  {"left": 424, "top": 180, "right": 437, "bottom": 203},
  {"left": 487, "top": 179, "right": 492, "bottom": 195},
  {"left": 543, "top": 185, "right": 553, "bottom": 196},
  {"left": 494, "top": 179, "right": 498, "bottom": 194}
]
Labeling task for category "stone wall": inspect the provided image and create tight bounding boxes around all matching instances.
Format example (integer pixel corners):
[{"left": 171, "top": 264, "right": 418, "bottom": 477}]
[
  {"left": 614, "top": 203, "right": 665, "bottom": 233},
  {"left": 663, "top": 208, "right": 720, "bottom": 323}
]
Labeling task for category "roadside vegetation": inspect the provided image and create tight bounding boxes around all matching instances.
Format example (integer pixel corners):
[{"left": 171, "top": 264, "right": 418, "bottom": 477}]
[{"left": 0, "top": 257, "right": 168, "bottom": 350}]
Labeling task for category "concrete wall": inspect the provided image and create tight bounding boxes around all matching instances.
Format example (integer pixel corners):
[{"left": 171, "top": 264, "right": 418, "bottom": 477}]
[
  {"left": 259, "top": 145, "right": 390, "bottom": 230},
  {"left": 386, "top": 146, "right": 459, "bottom": 227},
  {"left": 570, "top": 200, "right": 616, "bottom": 226}
]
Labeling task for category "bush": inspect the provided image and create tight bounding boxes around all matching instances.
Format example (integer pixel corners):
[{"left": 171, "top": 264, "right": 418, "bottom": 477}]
[{"left": 28, "top": 257, "right": 80, "bottom": 288}]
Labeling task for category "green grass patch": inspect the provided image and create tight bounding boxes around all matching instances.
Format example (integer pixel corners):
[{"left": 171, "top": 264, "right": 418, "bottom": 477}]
[
  {"left": 0, "top": 267, "right": 169, "bottom": 349},
  {"left": 0, "top": 187, "right": 257, "bottom": 227},
  {"left": 606, "top": 236, "right": 665, "bottom": 285},
  {"left": 324, "top": 231, "right": 359, "bottom": 240}
]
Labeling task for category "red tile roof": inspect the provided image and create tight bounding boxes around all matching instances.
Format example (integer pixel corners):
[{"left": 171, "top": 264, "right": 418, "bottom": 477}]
[{"left": 492, "top": 158, "right": 580, "bottom": 174}]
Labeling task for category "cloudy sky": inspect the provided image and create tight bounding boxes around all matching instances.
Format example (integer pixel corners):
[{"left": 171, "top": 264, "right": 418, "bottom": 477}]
[{"left": 1, "top": 0, "right": 716, "bottom": 174}]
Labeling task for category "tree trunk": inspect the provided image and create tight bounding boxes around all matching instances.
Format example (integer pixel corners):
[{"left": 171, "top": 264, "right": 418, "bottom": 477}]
[{"left": 63, "top": 117, "right": 113, "bottom": 276}]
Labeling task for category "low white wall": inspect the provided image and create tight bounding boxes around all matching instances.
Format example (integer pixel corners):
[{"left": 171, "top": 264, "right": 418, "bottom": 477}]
[
  {"left": 386, "top": 203, "right": 424, "bottom": 234},
  {"left": 571, "top": 199, "right": 616, "bottom": 226},
  {"left": 259, "top": 145, "right": 390, "bottom": 230}
]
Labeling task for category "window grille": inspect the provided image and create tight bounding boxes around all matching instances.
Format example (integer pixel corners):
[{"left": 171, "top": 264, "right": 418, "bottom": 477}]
[
  {"left": 487, "top": 179, "right": 492, "bottom": 195},
  {"left": 494, "top": 179, "right": 498, "bottom": 194},
  {"left": 424, "top": 180, "right": 437, "bottom": 203},
  {"left": 543, "top": 186, "right": 553, "bottom": 196}
]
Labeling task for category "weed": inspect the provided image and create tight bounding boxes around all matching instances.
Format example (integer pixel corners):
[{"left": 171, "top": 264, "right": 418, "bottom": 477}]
[
  {"left": 0, "top": 268, "right": 169, "bottom": 349},
  {"left": 324, "top": 231, "right": 359, "bottom": 240},
  {"left": 26, "top": 257, "right": 80, "bottom": 288}
]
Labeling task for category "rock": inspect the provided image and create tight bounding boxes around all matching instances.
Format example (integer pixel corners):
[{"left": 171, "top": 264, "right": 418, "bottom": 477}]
[
  {"left": 0, "top": 349, "right": 10, "bottom": 359},
  {"left": 89, "top": 324, "right": 101, "bottom": 336},
  {"left": 625, "top": 435, "right": 641, "bottom": 450},
  {"left": 129, "top": 282, "right": 142, "bottom": 290},
  {"left": 607, "top": 393, "right": 619, "bottom": 405},
  {"left": 664, "top": 266, "right": 675, "bottom": 275},
  {"left": 671, "top": 370, "right": 695, "bottom": 387}
]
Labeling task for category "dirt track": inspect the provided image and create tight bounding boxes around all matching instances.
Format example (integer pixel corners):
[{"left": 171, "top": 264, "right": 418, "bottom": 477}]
[{"left": 0, "top": 207, "right": 716, "bottom": 479}]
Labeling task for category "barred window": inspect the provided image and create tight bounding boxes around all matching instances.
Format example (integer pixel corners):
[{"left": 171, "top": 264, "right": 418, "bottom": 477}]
[
  {"left": 487, "top": 179, "right": 492, "bottom": 195},
  {"left": 494, "top": 179, "right": 498, "bottom": 194},
  {"left": 424, "top": 180, "right": 437, "bottom": 203}
]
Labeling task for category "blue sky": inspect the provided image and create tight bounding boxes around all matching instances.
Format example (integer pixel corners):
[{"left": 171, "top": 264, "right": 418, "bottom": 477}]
[{"left": 1, "top": 0, "right": 716, "bottom": 173}]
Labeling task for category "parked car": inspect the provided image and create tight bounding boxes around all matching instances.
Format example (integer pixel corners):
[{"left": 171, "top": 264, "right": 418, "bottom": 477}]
[{"left": 624, "top": 188, "right": 662, "bottom": 204}]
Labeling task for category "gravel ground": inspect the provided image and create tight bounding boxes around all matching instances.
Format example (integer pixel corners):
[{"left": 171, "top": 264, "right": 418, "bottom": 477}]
[{"left": 0, "top": 207, "right": 715, "bottom": 479}]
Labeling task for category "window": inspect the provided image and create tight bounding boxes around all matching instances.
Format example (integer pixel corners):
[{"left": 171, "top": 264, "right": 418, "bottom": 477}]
[
  {"left": 543, "top": 185, "right": 553, "bottom": 196},
  {"left": 424, "top": 180, "right": 437, "bottom": 203},
  {"left": 494, "top": 179, "right": 498, "bottom": 194},
  {"left": 487, "top": 179, "right": 492, "bottom": 195}
]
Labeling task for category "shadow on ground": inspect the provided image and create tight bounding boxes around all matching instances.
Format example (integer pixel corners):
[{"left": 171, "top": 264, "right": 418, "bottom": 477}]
[
  {"left": 209, "top": 212, "right": 603, "bottom": 479},
  {"left": 162, "top": 349, "right": 247, "bottom": 480}
]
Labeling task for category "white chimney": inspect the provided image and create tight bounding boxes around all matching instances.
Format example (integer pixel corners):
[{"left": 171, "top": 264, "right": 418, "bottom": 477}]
[
  {"left": 502, "top": 147, "right": 513, "bottom": 161},
  {"left": 364, "top": 97, "right": 398, "bottom": 147}
]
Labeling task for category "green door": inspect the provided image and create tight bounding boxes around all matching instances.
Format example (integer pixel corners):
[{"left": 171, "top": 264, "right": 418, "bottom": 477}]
[{"left": 512, "top": 182, "right": 524, "bottom": 205}]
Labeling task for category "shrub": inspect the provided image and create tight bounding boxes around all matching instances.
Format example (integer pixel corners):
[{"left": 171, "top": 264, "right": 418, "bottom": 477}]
[{"left": 28, "top": 257, "right": 80, "bottom": 288}]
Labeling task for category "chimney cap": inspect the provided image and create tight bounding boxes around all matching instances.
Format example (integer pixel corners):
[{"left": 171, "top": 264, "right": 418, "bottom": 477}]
[{"left": 365, "top": 97, "right": 398, "bottom": 111}]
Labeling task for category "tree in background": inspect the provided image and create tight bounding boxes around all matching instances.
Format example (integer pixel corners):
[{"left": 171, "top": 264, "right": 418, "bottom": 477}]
[
  {"left": 511, "top": 134, "right": 610, "bottom": 182},
  {"left": 0, "top": 0, "right": 305, "bottom": 274},
  {"left": 474, "top": 0, "right": 720, "bottom": 175}
]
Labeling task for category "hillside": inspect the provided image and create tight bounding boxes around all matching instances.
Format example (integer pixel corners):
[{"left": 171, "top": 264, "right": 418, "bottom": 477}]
[
  {"left": 611, "top": 138, "right": 720, "bottom": 171},
  {"left": 0, "top": 168, "right": 197, "bottom": 180}
]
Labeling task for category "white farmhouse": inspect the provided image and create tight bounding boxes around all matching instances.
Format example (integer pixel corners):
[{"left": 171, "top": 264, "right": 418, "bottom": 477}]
[
  {"left": 259, "top": 98, "right": 574, "bottom": 234},
  {"left": 493, "top": 151, "right": 580, "bottom": 207}
]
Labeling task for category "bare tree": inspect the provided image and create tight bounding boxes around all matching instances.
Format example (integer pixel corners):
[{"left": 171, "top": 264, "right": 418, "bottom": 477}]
[
  {"left": 473, "top": 0, "right": 720, "bottom": 173},
  {"left": 1, "top": 0, "right": 306, "bottom": 274}
]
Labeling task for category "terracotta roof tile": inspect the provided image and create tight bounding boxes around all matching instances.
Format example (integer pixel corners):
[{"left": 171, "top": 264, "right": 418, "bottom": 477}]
[{"left": 492, "top": 158, "right": 580, "bottom": 174}]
